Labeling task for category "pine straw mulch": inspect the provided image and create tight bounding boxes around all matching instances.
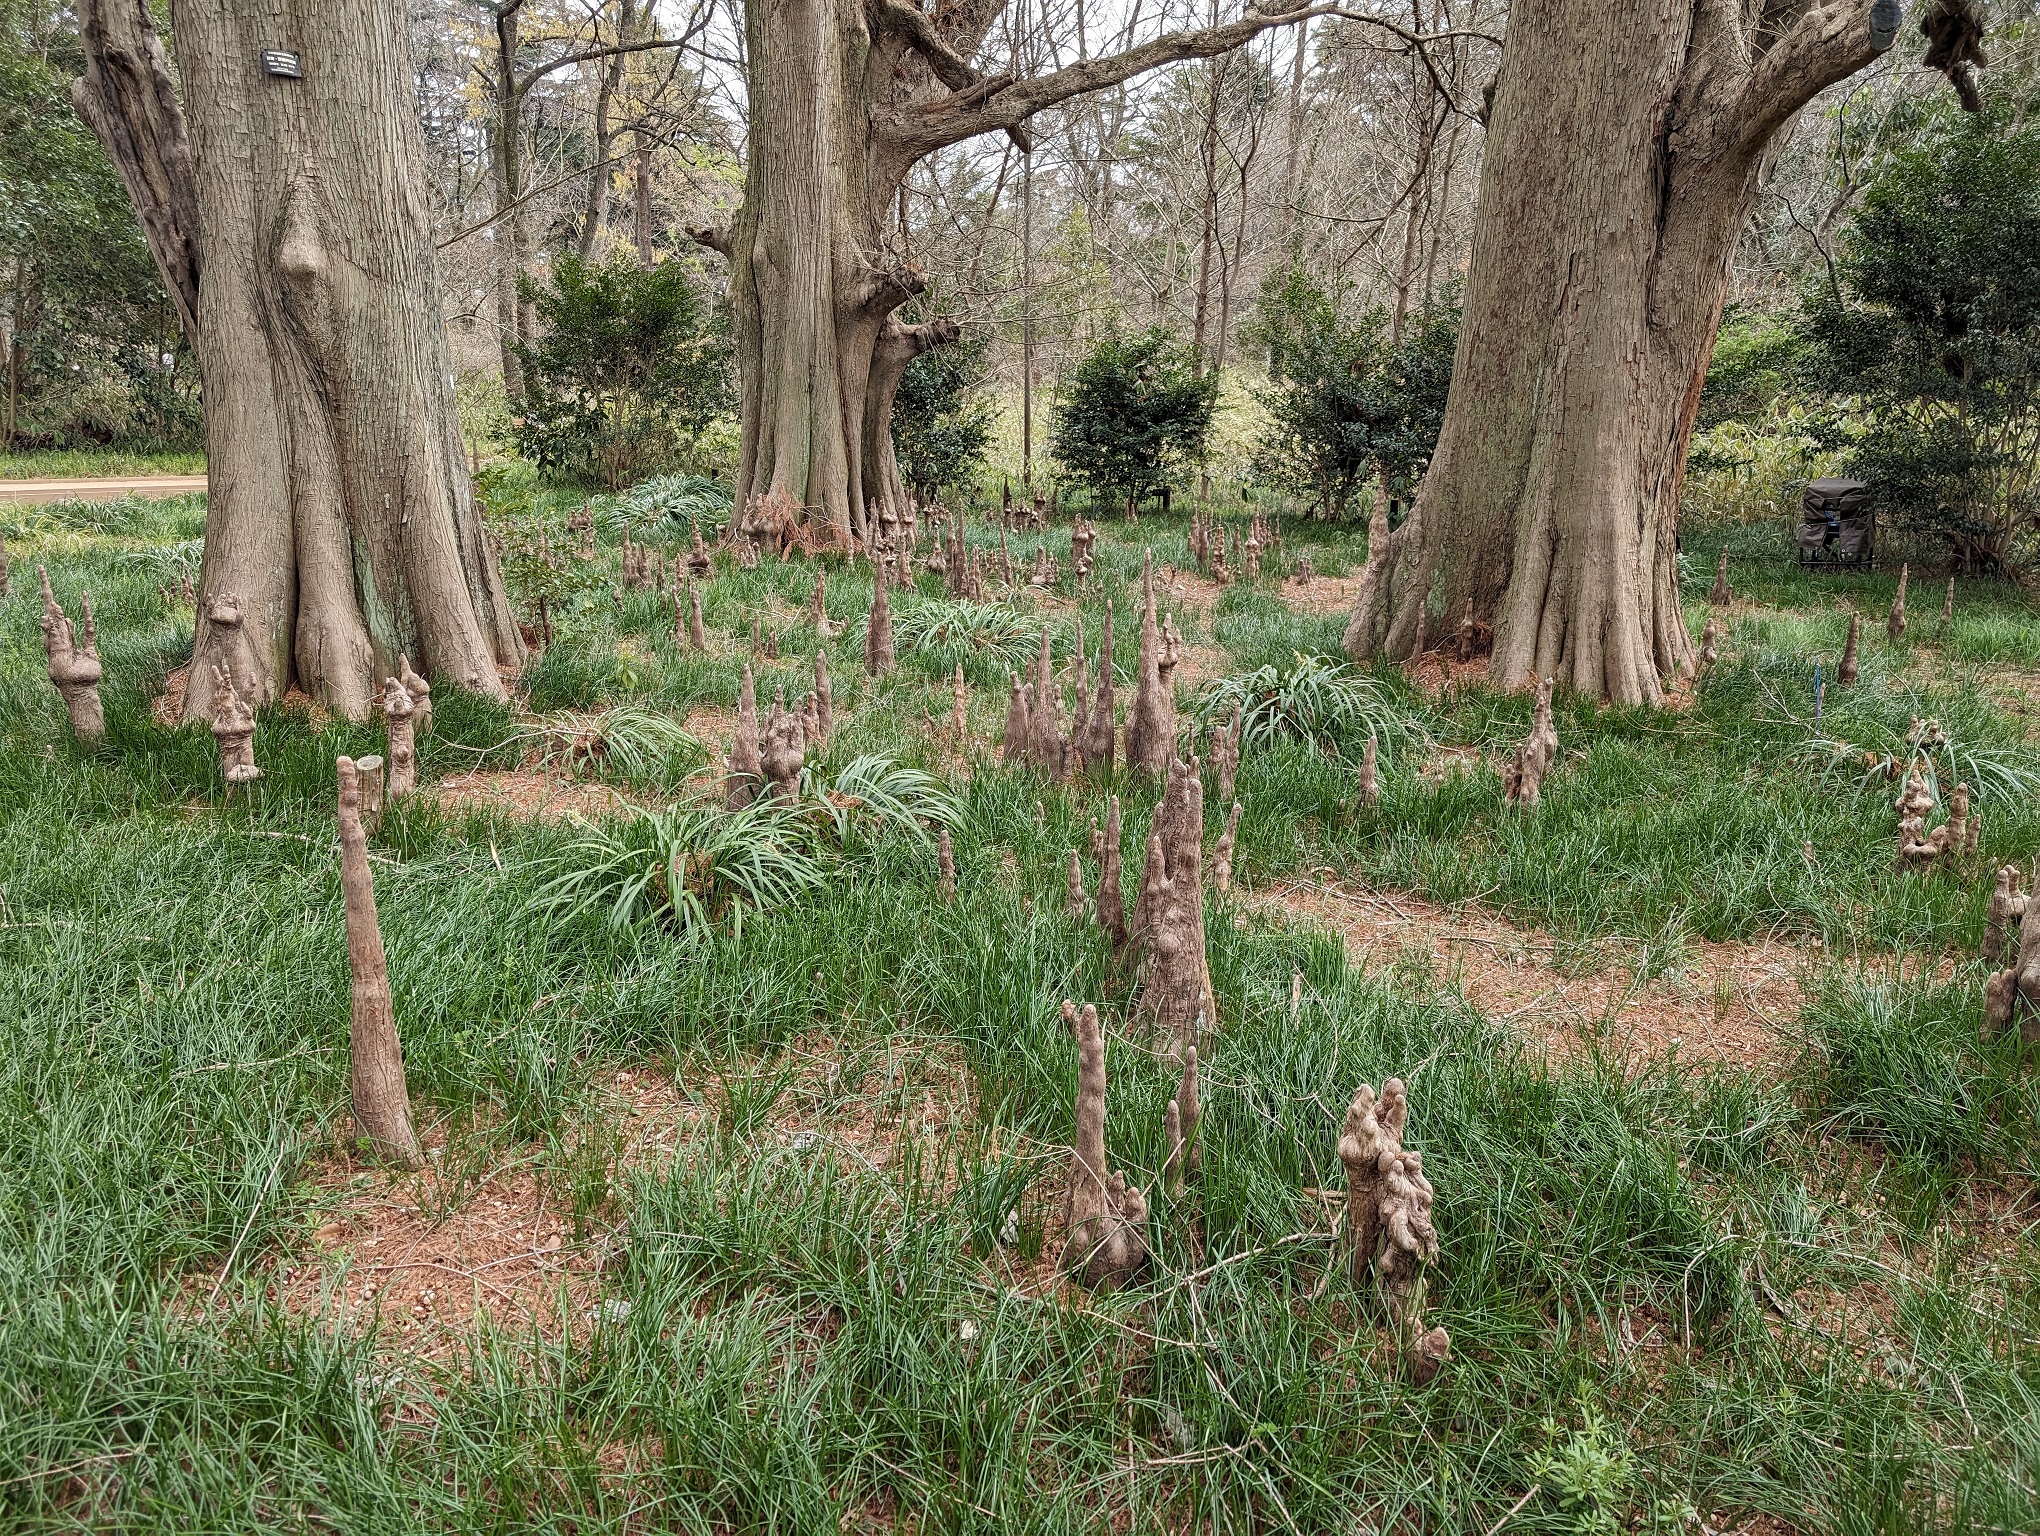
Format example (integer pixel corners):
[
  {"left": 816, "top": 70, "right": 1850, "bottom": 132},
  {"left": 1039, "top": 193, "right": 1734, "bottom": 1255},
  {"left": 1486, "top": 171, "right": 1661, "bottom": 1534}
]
[
  {"left": 1249, "top": 873, "right": 1805, "bottom": 1068},
  {"left": 203, "top": 1036, "right": 979, "bottom": 1367}
]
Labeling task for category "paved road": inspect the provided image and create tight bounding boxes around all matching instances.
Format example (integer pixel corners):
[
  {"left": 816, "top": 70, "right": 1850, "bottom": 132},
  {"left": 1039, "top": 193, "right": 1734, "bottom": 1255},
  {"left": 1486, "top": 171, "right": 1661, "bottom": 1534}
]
[{"left": 0, "top": 474, "right": 208, "bottom": 506}]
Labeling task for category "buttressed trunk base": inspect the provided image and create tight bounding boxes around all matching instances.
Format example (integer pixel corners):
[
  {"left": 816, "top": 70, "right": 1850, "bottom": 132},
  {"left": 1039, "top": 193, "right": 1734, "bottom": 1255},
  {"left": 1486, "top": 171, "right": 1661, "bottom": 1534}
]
[
  {"left": 1342, "top": 0, "right": 1891, "bottom": 705},
  {"left": 75, "top": 0, "right": 522, "bottom": 723}
]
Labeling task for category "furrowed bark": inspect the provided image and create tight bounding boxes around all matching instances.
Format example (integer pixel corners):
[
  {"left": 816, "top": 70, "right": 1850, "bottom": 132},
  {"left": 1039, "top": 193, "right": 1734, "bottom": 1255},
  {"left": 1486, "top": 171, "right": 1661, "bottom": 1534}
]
[
  {"left": 75, "top": 0, "right": 522, "bottom": 723},
  {"left": 1343, "top": 0, "right": 1892, "bottom": 705}
]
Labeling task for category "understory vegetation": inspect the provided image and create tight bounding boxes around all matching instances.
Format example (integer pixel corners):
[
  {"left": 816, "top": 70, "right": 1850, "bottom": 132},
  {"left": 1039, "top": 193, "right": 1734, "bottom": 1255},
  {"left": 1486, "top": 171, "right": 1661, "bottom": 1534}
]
[{"left": 1, "top": 480, "right": 2035, "bottom": 1532}]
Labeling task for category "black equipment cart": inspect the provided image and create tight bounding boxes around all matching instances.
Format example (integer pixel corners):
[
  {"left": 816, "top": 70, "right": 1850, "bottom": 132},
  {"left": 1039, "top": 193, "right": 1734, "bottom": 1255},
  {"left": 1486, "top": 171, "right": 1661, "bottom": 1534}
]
[{"left": 1794, "top": 478, "right": 1874, "bottom": 571}]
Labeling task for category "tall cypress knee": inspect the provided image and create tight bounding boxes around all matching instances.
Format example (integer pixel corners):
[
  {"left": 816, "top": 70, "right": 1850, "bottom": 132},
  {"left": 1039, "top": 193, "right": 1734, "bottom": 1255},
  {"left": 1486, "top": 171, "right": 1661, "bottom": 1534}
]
[{"left": 336, "top": 755, "right": 423, "bottom": 1168}]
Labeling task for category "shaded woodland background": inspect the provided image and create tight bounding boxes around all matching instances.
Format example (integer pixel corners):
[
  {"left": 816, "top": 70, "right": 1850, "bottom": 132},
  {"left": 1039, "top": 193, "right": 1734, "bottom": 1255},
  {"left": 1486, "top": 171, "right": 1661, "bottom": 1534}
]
[{"left": 8, "top": 0, "right": 2032, "bottom": 542}]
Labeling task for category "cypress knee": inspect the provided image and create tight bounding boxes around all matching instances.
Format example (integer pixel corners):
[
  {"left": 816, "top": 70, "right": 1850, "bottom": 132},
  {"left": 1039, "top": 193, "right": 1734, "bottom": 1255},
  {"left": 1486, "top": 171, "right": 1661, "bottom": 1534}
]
[
  {"left": 382, "top": 676, "right": 418, "bottom": 797},
  {"left": 38, "top": 567, "right": 104, "bottom": 740},
  {"left": 336, "top": 756, "right": 423, "bottom": 1168}
]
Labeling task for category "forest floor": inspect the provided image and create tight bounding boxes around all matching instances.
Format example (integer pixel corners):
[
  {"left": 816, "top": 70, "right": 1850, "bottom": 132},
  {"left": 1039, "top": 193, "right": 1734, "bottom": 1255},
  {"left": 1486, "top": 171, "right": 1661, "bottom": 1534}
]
[{"left": 1, "top": 487, "right": 2035, "bottom": 1533}]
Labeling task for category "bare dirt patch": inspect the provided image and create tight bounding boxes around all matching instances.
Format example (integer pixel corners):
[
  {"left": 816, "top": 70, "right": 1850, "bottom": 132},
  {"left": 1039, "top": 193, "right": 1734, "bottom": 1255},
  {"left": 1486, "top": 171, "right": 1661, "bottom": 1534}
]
[
  {"left": 229, "top": 1039, "right": 980, "bottom": 1364},
  {"left": 429, "top": 767, "right": 637, "bottom": 821},
  {"left": 270, "top": 1152, "right": 614, "bottom": 1362},
  {"left": 1251, "top": 874, "right": 1805, "bottom": 1067},
  {"left": 683, "top": 702, "right": 738, "bottom": 755},
  {"left": 1278, "top": 571, "right": 1367, "bottom": 617},
  {"left": 1152, "top": 563, "right": 1224, "bottom": 614}
]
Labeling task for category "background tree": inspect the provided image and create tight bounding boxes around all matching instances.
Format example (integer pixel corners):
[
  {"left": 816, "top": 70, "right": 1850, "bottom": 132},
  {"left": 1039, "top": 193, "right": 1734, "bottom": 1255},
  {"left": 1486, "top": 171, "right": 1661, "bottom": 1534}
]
[
  {"left": 1253, "top": 264, "right": 1456, "bottom": 517},
  {"left": 1800, "top": 104, "right": 2040, "bottom": 581},
  {"left": 1343, "top": 0, "right": 1906, "bottom": 705},
  {"left": 461, "top": 0, "right": 712, "bottom": 400},
  {"left": 512, "top": 252, "right": 730, "bottom": 490},
  {"left": 689, "top": 0, "right": 1332, "bottom": 549},
  {"left": 0, "top": 1, "right": 195, "bottom": 451},
  {"left": 1050, "top": 326, "right": 1217, "bottom": 508},
  {"left": 72, "top": 0, "right": 521, "bottom": 720}
]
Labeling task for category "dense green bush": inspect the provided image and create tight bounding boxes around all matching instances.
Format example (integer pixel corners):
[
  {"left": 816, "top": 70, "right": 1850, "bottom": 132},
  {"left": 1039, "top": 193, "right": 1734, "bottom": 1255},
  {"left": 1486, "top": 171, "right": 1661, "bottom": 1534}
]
[
  {"left": 1798, "top": 106, "right": 2040, "bottom": 578},
  {"left": 1249, "top": 265, "right": 1456, "bottom": 516},
  {"left": 892, "top": 327, "right": 996, "bottom": 503},
  {"left": 512, "top": 254, "right": 731, "bottom": 490},
  {"left": 1695, "top": 311, "right": 1807, "bottom": 436},
  {"left": 0, "top": 19, "right": 199, "bottom": 451},
  {"left": 1048, "top": 326, "right": 1217, "bottom": 506}
]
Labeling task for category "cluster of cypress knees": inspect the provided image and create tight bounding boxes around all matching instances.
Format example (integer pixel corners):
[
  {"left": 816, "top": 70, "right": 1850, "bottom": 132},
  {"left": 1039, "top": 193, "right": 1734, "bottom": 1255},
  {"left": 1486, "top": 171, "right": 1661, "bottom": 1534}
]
[
  {"left": 1051, "top": 737, "right": 1447, "bottom": 1381},
  {"left": 34, "top": 562, "right": 431, "bottom": 806},
  {"left": 1709, "top": 556, "right": 2028, "bottom": 1041},
  {"left": 33, "top": 501, "right": 2033, "bottom": 1383},
  {"left": 265, "top": 523, "right": 1445, "bottom": 1379},
  {"left": 24, "top": 512, "right": 1612, "bottom": 1379},
  {"left": 34, "top": 563, "right": 435, "bottom": 1178}
]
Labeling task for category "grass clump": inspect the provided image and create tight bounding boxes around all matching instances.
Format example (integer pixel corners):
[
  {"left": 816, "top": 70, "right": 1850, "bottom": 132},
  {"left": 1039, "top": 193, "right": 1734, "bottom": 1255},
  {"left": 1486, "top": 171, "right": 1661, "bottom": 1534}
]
[
  {"left": 537, "top": 800, "right": 829, "bottom": 938},
  {"left": 535, "top": 750, "right": 953, "bottom": 938},
  {"left": 1790, "top": 971, "right": 2039, "bottom": 1172},
  {"left": 885, "top": 594, "right": 1045, "bottom": 678},
  {"left": 1201, "top": 652, "right": 1428, "bottom": 761},
  {"left": 521, "top": 702, "right": 706, "bottom": 787}
]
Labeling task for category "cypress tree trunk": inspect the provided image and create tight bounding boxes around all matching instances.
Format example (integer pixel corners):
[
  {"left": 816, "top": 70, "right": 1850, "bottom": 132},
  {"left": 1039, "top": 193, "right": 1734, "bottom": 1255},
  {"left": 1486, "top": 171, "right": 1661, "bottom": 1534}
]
[
  {"left": 1342, "top": 0, "right": 1896, "bottom": 704},
  {"left": 75, "top": 0, "right": 522, "bottom": 722},
  {"left": 696, "top": 0, "right": 1328, "bottom": 549}
]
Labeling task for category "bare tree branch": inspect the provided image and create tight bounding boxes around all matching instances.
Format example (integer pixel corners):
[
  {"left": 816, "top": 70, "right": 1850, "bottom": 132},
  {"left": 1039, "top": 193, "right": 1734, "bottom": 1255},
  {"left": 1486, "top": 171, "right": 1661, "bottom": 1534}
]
[
  {"left": 1736, "top": 2, "right": 1896, "bottom": 152},
  {"left": 891, "top": 3, "right": 1347, "bottom": 158},
  {"left": 516, "top": 33, "right": 700, "bottom": 95},
  {"left": 870, "top": 0, "right": 980, "bottom": 90},
  {"left": 439, "top": 149, "right": 634, "bottom": 248}
]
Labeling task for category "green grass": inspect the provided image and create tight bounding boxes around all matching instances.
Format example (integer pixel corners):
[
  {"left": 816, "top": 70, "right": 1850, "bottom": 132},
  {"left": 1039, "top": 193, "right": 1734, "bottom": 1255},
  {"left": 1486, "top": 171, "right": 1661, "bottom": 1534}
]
[
  {"left": 0, "top": 486, "right": 2034, "bottom": 1531},
  {"left": 0, "top": 447, "right": 207, "bottom": 480}
]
